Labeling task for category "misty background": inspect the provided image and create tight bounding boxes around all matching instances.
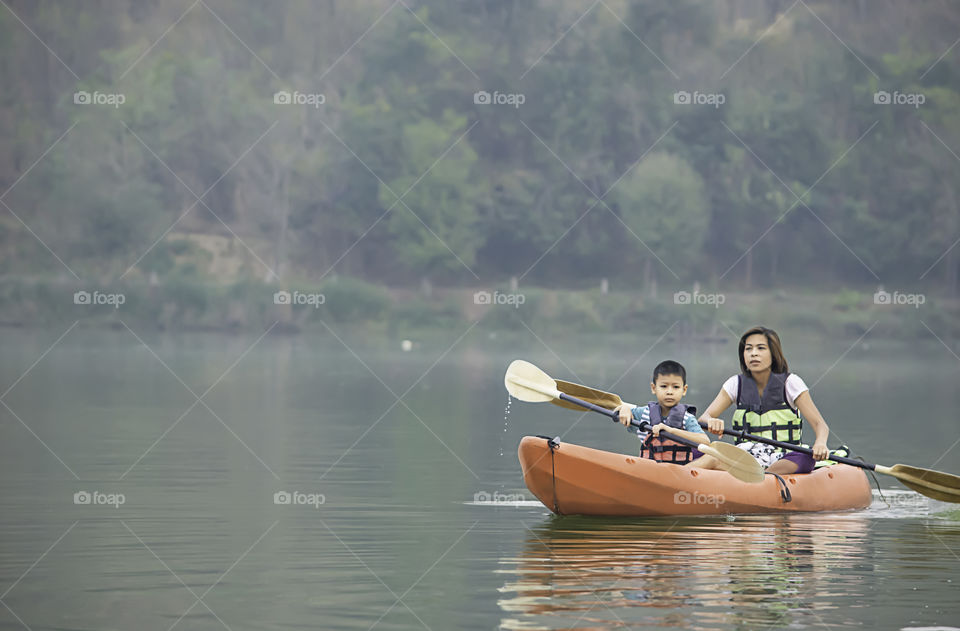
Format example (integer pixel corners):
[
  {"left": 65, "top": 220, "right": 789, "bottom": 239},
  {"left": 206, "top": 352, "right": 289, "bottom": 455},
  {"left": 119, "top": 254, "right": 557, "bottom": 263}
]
[{"left": 1, "top": 0, "right": 958, "bottom": 338}]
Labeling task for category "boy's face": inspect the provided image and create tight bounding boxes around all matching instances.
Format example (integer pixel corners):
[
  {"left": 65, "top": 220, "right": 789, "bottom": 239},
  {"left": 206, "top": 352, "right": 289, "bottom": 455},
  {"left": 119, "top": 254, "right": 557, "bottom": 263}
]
[{"left": 649, "top": 374, "right": 687, "bottom": 409}]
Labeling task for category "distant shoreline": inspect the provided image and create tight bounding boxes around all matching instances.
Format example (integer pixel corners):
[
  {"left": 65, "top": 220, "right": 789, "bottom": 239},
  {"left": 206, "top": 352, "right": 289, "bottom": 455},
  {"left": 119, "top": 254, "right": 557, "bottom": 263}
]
[{"left": 1, "top": 276, "right": 955, "bottom": 343}]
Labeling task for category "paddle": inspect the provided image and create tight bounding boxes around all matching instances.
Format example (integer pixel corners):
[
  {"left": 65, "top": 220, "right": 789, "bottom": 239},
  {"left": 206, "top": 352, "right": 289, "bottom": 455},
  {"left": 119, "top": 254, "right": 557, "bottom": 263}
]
[
  {"left": 504, "top": 360, "right": 765, "bottom": 484},
  {"left": 550, "top": 376, "right": 960, "bottom": 503}
]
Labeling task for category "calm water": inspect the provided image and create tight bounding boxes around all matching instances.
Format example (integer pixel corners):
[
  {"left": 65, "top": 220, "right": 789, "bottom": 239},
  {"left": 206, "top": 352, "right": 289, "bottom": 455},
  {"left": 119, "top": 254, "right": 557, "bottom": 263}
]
[{"left": 1, "top": 327, "right": 959, "bottom": 630}]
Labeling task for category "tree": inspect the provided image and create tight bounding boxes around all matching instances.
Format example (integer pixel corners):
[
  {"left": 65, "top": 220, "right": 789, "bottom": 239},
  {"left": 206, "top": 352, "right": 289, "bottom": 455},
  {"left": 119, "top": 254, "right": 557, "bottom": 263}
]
[
  {"left": 612, "top": 151, "right": 709, "bottom": 290},
  {"left": 380, "top": 112, "right": 484, "bottom": 280}
]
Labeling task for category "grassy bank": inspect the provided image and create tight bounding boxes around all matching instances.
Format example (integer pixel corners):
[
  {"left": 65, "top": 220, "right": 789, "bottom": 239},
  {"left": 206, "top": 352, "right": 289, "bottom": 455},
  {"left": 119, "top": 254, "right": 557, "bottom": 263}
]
[{"left": 1, "top": 276, "right": 956, "bottom": 343}]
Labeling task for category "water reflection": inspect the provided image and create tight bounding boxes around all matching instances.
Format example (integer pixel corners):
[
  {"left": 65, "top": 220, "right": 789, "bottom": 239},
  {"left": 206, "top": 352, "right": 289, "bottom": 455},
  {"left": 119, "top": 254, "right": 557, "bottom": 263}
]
[{"left": 498, "top": 514, "right": 873, "bottom": 630}]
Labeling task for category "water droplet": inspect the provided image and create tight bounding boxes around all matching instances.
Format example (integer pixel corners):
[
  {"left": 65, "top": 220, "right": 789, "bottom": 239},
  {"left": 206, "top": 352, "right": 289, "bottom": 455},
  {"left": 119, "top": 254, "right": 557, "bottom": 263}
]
[{"left": 499, "top": 394, "right": 513, "bottom": 460}]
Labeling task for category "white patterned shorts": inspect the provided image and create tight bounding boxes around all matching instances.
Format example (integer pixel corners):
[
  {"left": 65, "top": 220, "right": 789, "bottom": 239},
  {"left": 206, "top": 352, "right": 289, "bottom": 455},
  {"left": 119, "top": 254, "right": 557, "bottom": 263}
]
[{"left": 736, "top": 441, "right": 786, "bottom": 469}]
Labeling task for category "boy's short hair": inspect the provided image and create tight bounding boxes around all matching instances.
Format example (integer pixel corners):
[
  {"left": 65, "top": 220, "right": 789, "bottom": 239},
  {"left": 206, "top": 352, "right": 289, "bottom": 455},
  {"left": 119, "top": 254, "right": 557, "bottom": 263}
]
[{"left": 652, "top": 360, "right": 686, "bottom": 384}]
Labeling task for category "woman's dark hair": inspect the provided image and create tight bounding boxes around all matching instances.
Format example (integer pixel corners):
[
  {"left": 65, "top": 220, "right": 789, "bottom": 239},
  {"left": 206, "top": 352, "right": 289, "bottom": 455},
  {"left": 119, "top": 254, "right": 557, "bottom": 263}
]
[{"left": 738, "top": 326, "right": 789, "bottom": 374}]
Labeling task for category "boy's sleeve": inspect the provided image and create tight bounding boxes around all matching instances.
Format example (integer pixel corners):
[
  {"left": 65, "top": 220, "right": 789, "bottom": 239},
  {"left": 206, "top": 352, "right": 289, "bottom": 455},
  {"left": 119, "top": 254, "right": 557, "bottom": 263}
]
[
  {"left": 684, "top": 412, "right": 705, "bottom": 433},
  {"left": 632, "top": 406, "right": 649, "bottom": 437},
  {"left": 631, "top": 406, "right": 650, "bottom": 432}
]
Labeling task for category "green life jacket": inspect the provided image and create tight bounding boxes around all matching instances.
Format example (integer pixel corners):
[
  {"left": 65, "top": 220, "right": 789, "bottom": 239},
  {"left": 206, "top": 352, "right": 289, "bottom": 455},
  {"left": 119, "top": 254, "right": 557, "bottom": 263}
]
[{"left": 731, "top": 372, "right": 803, "bottom": 448}]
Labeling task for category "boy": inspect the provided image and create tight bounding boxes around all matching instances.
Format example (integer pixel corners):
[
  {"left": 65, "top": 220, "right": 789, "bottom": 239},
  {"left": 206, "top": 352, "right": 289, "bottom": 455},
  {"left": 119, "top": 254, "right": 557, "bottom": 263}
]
[{"left": 614, "top": 360, "right": 709, "bottom": 463}]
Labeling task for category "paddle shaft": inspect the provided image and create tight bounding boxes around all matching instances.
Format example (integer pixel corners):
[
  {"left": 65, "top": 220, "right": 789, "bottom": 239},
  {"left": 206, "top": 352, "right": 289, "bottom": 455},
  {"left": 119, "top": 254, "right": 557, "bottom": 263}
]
[
  {"left": 701, "top": 421, "right": 876, "bottom": 470},
  {"left": 558, "top": 393, "right": 704, "bottom": 451}
]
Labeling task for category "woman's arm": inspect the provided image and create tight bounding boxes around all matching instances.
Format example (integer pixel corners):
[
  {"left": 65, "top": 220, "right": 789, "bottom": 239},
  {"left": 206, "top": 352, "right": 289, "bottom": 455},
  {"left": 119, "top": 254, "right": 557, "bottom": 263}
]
[
  {"left": 699, "top": 389, "right": 733, "bottom": 435},
  {"left": 794, "top": 391, "right": 830, "bottom": 460}
]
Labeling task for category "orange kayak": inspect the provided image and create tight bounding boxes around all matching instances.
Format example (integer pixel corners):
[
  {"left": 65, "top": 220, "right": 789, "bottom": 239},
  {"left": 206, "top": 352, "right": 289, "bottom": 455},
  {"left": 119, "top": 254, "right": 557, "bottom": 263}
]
[{"left": 518, "top": 436, "right": 873, "bottom": 516}]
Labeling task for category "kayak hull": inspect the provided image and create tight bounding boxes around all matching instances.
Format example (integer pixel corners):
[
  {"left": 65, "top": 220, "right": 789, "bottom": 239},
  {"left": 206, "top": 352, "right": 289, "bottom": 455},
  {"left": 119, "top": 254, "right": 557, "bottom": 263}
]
[{"left": 518, "top": 436, "right": 872, "bottom": 516}]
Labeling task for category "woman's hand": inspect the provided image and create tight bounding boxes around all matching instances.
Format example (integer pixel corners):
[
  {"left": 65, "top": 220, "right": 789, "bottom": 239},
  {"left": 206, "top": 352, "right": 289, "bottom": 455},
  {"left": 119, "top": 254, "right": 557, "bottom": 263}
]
[
  {"left": 650, "top": 423, "right": 665, "bottom": 437},
  {"left": 616, "top": 404, "right": 633, "bottom": 427},
  {"left": 812, "top": 440, "right": 829, "bottom": 461},
  {"left": 703, "top": 416, "right": 725, "bottom": 435}
]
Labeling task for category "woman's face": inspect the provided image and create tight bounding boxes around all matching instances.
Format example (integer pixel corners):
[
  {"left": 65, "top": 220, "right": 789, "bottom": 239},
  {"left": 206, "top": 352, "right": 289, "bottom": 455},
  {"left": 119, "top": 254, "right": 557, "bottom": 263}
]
[{"left": 743, "top": 333, "right": 773, "bottom": 373}]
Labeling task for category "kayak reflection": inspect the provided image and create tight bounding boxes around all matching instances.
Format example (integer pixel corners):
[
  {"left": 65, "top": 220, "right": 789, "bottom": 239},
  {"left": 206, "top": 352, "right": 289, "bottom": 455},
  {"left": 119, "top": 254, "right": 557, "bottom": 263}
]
[{"left": 497, "top": 514, "right": 873, "bottom": 630}]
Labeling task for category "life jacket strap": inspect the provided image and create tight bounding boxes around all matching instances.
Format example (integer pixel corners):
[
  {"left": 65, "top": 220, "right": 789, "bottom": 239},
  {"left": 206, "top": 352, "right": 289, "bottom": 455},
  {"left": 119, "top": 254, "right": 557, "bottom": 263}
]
[{"left": 640, "top": 436, "right": 699, "bottom": 464}]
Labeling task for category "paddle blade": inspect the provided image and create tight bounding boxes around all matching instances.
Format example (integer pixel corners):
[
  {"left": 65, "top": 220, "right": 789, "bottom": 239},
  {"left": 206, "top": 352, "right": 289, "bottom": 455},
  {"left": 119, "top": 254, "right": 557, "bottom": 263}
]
[
  {"left": 505, "top": 360, "right": 559, "bottom": 403},
  {"left": 882, "top": 464, "right": 960, "bottom": 503},
  {"left": 554, "top": 380, "right": 626, "bottom": 412},
  {"left": 699, "top": 442, "right": 766, "bottom": 484}
]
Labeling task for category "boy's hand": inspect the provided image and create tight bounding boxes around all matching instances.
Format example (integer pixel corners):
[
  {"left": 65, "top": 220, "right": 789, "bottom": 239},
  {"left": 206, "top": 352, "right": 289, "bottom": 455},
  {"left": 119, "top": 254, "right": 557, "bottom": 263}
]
[
  {"left": 615, "top": 404, "right": 633, "bottom": 427},
  {"left": 812, "top": 441, "right": 829, "bottom": 461},
  {"left": 650, "top": 423, "right": 665, "bottom": 437},
  {"left": 704, "top": 417, "right": 724, "bottom": 435}
]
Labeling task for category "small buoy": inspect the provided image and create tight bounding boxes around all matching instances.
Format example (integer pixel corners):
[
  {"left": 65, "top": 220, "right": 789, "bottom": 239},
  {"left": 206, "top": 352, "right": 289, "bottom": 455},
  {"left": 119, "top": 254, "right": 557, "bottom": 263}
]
[{"left": 401, "top": 339, "right": 413, "bottom": 352}]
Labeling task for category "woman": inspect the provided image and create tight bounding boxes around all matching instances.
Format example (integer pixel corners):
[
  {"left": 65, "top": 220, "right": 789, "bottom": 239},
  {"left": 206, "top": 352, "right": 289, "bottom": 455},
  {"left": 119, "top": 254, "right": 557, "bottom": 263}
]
[{"left": 693, "top": 326, "right": 830, "bottom": 474}]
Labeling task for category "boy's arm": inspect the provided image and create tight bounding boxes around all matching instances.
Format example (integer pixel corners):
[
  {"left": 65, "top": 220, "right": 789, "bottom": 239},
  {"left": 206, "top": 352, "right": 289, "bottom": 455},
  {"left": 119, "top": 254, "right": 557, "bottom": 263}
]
[
  {"left": 650, "top": 423, "right": 710, "bottom": 445},
  {"left": 684, "top": 412, "right": 706, "bottom": 433},
  {"left": 615, "top": 403, "right": 643, "bottom": 427}
]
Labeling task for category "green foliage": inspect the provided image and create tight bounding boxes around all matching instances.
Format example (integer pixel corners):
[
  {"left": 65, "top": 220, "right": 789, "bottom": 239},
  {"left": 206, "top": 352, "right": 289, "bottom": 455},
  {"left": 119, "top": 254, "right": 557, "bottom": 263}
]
[
  {"left": 380, "top": 111, "right": 484, "bottom": 277},
  {"left": 1, "top": 0, "right": 959, "bottom": 297},
  {"left": 390, "top": 296, "right": 462, "bottom": 331},
  {"left": 832, "top": 289, "right": 864, "bottom": 312},
  {"left": 319, "top": 277, "right": 391, "bottom": 322},
  {"left": 613, "top": 152, "right": 709, "bottom": 276}
]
